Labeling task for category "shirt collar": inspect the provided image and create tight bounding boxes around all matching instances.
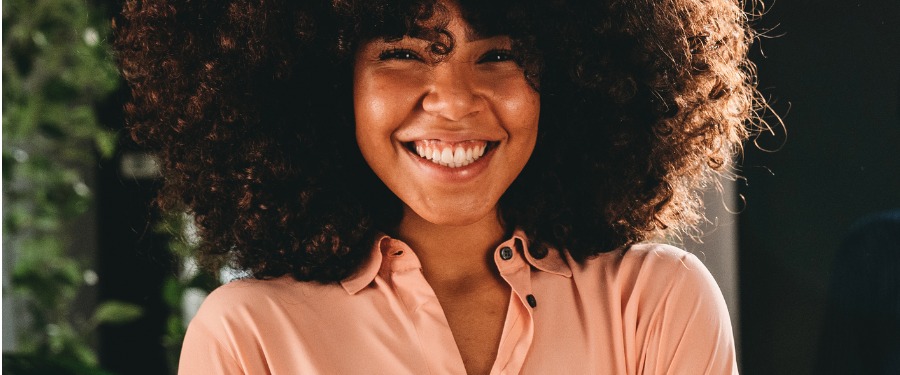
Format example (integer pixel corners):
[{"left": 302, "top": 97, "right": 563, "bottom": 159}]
[
  {"left": 508, "top": 229, "right": 572, "bottom": 278},
  {"left": 340, "top": 229, "right": 572, "bottom": 295}
]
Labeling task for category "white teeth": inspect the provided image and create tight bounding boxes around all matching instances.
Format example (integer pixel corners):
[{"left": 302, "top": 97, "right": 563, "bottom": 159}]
[
  {"left": 440, "top": 148, "right": 453, "bottom": 165},
  {"left": 453, "top": 147, "right": 465, "bottom": 167},
  {"left": 412, "top": 141, "right": 489, "bottom": 168}
]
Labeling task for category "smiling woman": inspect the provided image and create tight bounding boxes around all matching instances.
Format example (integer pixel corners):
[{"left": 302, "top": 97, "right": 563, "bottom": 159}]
[
  {"left": 114, "top": 0, "right": 759, "bottom": 374},
  {"left": 354, "top": 11, "right": 539, "bottom": 228}
]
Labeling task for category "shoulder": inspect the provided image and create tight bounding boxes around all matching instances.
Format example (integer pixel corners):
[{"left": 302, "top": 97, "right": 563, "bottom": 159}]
[
  {"left": 179, "top": 278, "right": 292, "bottom": 374},
  {"left": 185, "top": 275, "right": 348, "bottom": 346},
  {"left": 191, "top": 276, "right": 295, "bottom": 321},
  {"left": 570, "top": 243, "right": 738, "bottom": 374},
  {"left": 179, "top": 276, "right": 337, "bottom": 373},
  {"left": 189, "top": 275, "right": 345, "bottom": 326},
  {"left": 567, "top": 243, "right": 728, "bottom": 330},
  {"left": 618, "top": 242, "right": 705, "bottom": 269},
  {"left": 624, "top": 243, "right": 714, "bottom": 286},
  {"left": 618, "top": 243, "right": 724, "bottom": 312},
  {"left": 183, "top": 277, "right": 285, "bottom": 349},
  {"left": 573, "top": 242, "right": 715, "bottom": 292}
]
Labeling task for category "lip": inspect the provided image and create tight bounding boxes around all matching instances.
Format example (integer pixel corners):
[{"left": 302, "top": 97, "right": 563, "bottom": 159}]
[
  {"left": 396, "top": 128, "right": 504, "bottom": 144},
  {"left": 401, "top": 139, "right": 498, "bottom": 183}
]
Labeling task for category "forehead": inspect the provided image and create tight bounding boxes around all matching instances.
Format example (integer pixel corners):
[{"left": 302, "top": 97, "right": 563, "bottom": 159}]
[
  {"left": 359, "top": 0, "right": 522, "bottom": 43},
  {"left": 443, "top": 12, "right": 492, "bottom": 43},
  {"left": 379, "top": 18, "right": 497, "bottom": 43}
]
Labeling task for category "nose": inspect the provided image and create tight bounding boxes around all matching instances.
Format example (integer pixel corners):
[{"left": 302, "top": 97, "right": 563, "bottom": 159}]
[{"left": 421, "top": 64, "right": 484, "bottom": 121}]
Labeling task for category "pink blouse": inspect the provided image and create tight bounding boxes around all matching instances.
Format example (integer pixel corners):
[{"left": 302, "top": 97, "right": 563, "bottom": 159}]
[{"left": 179, "top": 231, "right": 738, "bottom": 374}]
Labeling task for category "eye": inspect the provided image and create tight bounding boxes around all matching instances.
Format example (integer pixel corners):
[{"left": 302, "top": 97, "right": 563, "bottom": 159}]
[
  {"left": 478, "top": 49, "right": 516, "bottom": 63},
  {"left": 378, "top": 48, "right": 422, "bottom": 61}
]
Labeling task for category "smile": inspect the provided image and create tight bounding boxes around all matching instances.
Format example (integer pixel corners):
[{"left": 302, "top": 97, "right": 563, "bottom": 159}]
[{"left": 406, "top": 140, "right": 497, "bottom": 168}]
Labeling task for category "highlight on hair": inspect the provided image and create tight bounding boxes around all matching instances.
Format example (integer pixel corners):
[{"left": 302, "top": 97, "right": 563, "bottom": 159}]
[{"left": 113, "top": 0, "right": 764, "bottom": 282}]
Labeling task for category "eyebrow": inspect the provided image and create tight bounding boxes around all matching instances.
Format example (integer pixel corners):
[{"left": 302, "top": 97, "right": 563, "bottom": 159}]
[
  {"left": 463, "top": 25, "right": 484, "bottom": 42},
  {"left": 464, "top": 23, "right": 511, "bottom": 43},
  {"left": 380, "top": 24, "right": 502, "bottom": 45},
  {"left": 412, "top": 29, "right": 502, "bottom": 43}
]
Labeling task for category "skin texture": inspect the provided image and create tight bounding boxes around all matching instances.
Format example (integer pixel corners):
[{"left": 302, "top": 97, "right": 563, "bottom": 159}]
[
  {"left": 353, "top": 18, "right": 539, "bottom": 228},
  {"left": 353, "top": 7, "right": 539, "bottom": 373}
]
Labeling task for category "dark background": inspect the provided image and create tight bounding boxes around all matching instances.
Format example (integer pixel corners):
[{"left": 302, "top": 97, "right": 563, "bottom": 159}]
[
  {"left": 92, "top": 1, "right": 900, "bottom": 374},
  {"left": 739, "top": 0, "right": 900, "bottom": 374}
]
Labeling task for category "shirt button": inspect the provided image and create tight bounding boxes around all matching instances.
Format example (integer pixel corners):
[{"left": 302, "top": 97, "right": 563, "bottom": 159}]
[
  {"left": 499, "top": 246, "right": 513, "bottom": 260},
  {"left": 526, "top": 294, "right": 537, "bottom": 308}
]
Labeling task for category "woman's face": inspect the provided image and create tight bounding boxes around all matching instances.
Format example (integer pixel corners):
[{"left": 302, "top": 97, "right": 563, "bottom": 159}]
[{"left": 353, "top": 7, "right": 539, "bottom": 227}]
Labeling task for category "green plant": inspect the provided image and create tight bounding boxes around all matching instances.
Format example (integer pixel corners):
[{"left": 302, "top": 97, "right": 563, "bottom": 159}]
[
  {"left": 3, "top": 0, "right": 141, "bottom": 373},
  {"left": 155, "top": 212, "right": 221, "bottom": 373}
]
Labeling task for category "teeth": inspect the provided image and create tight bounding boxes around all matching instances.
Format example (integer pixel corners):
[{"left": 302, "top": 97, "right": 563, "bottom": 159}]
[
  {"left": 431, "top": 148, "right": 440, "bottom": 162},
  {"left": 440, "top": 148, "right": 453, "bottom": 165},
  {"left": 453, "top": 147, "right": 465, "bottom": 167},
  {"left": 412, "top": 140, "right": 489, "bottom": 168}
]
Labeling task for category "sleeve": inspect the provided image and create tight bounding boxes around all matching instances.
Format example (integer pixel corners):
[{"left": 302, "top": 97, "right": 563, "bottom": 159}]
[
  {"left": 178, "top": 317, "right": 245, "bottom": 375},
  {"left": 639, "top": 250, "right": 739, "bottom": 375}
]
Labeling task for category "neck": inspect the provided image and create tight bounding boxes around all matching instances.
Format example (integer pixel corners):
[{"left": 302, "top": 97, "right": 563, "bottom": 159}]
[{"left": 393, "top": 207, "right": 507, "bottom": 286}]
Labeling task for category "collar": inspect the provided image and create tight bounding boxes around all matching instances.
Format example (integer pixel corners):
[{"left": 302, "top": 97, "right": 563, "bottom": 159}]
[{"left": 340, "top": 229, "right": 572, "bottom": 295}]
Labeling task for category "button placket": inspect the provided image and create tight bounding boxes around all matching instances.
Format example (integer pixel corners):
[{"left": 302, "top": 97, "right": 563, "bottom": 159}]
[
  {"left": 494, "top": 240, "right": 536, "bottom": 310},
  {"left": 491, "top": 239, "right": 537, "bottom": 375}
]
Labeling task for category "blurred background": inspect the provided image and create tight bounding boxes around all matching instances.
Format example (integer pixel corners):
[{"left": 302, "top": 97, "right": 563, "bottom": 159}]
[
  {"left": 2, "top": 0, "right": 898, "bottom": 374},
  {"left": 740, "top": 0, "right": 900, "bottom": 374}
]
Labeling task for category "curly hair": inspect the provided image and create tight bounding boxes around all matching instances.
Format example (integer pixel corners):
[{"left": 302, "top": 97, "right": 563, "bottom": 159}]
[{"left": 114, "top": 0, "right": 760, "bottom": 282}]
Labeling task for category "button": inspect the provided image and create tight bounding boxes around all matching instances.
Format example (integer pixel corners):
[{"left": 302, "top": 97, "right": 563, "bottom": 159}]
[
  {"left": 499, "top": 247, "right": 513, "bottom": 260},
  {"left": 526, "top": 294, "right": 537, "bottom": 308}
]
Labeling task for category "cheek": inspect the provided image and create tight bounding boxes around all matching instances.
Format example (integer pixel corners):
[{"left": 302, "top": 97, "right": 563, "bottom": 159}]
[
  {"left": 512, "top": 92, "right": 540, "bottom": 127},
  {"left": 353, "top": 70, "right": 425, "bottom": 180},
  {"left": 485, "top": 73, "right": 539, "bottom": 121},
  {"left": 354, "top": 72, "right": 422, "bottom": 133},
  {"left": 501, "top": 85, "right": 540, "bottom": 169},
  {"left": 353, "top": 78, "right": 395, "bottom": 162},
  {"left": 354, "top": 76, "right": 387, "bottom": 133},
  {"left": 497, "top": 83, "right": 540, "bottom": 137}
]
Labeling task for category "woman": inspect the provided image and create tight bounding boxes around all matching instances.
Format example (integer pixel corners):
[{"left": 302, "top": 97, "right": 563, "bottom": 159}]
[{"left": 115, "top": 0, "right": 758, "bottom": 373}]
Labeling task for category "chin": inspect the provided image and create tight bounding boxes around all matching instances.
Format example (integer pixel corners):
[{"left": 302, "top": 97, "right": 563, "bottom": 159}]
[{"left": 412, "top": 204, "right": 497, "bottom": 228}]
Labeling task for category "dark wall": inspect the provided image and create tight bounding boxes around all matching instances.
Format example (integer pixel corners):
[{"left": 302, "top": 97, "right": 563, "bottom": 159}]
[
  {"left": 739, "top": 0, "right": 900, "bottom": 374},
  {"left": 96, "top": 89, "right": 172, "bottom": 374}
]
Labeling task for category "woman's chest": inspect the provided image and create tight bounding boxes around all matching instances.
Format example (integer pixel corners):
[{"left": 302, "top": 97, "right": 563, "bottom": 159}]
[{"left": 236, "top": 277, "right": 628, "bottom": 375}]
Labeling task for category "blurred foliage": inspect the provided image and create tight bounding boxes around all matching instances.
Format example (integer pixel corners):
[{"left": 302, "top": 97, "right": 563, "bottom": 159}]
[
  {"left": 2, "top": 353, "right": 116, "bottom": 375},
  {"left": 154, "top": 211, "right": 221, "bottom": 373},
  {"left": 2, "top": 0, "right": 141, "bottom": 373},
  {"left": 3, "top": 0, "right": 224, "bottom": 373}
]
